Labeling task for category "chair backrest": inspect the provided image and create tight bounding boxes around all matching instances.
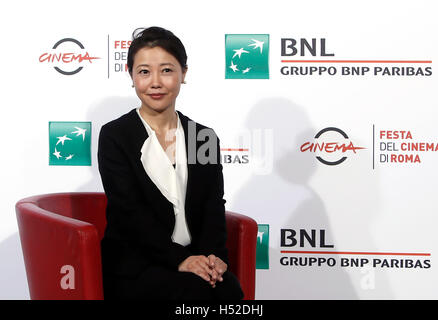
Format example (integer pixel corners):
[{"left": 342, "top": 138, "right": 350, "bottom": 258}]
[
  {"left": 34, "top": 192, "right": 107, "bottom": 240},
  {"left": 16, "top": 193, "right": 105, "bottom": 300}
]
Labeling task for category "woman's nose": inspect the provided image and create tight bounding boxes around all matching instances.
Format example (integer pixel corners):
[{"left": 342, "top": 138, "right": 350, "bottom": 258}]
[{"left": 150, "top": 72, "right": 162, "bottom": 88}]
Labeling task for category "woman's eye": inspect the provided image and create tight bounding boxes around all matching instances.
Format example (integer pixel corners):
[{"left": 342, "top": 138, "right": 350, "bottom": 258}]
[
  {"left": 139, "top": 69, "right": 149, "bottom": 74},
  {"left": 163, "top": 68, "right": 172, "bottom": 73}
]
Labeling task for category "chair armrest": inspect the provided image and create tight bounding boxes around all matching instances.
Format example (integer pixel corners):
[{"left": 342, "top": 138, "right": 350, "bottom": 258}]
[
  {"left": 15, "top": 201, "right": 103, "bottom": 300},
  {"left": 225, "top": 211, "right": 258, "bottom": 300}
]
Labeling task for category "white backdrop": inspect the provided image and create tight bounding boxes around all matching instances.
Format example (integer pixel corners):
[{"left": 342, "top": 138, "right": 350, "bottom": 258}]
[{"left": 1, "top": 0, "right": 436, "bottom": 299}]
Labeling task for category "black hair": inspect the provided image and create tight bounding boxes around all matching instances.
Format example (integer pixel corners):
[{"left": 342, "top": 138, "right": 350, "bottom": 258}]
[{"left": 127, "top": 26, "right": 188, "bottom": 75}]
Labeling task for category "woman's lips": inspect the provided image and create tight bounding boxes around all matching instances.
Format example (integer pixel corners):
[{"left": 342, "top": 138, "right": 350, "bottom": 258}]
[{"left": 148, "top": 93, "right": 165, "bottom": 100}]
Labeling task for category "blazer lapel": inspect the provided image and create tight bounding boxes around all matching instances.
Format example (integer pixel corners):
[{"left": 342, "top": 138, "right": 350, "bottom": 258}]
[
  {"left": 138, "top": 113, "right": 180, "bottom": 208},
  {"left": 123, "top": 109, "right": 174, "bottom": 210}
]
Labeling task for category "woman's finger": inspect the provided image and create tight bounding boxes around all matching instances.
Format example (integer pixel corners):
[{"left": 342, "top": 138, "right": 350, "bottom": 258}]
[
  {"left": 208, "top": 254, "right": 216, "bottom": 267},
  {"left": 210, "top": 268, "right": 219, "bottom": 281},
  {"left": 195, "top": 269, "right": 210, "bottom": 282},
  {"left": 215, "top": 258, "right": 228, "bottom": 274},
  {"left": 201, "top": 255, "right": 210, "bottom": 265},
  {"left": 196, "top": 259, "right": 213, "bottom": 277}
]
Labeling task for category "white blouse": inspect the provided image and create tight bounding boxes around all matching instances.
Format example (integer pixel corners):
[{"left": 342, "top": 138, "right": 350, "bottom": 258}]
[{"left": 136, "top": 108, "right": 191, "bottom": 246}]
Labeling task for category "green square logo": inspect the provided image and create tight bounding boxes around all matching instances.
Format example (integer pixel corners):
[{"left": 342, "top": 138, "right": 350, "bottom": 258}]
[
  {"left": 49, "top": 122, "right": 91, "bottom": 166},
  {"left": 256, "top": 224, "right": 269, "bottom": 269},
  {"left": 225, "top": 34, "right": 269, "bottom": 79}
]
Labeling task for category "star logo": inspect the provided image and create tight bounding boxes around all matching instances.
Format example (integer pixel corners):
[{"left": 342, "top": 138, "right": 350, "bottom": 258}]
[
  {"left": 56, "top": 135, "right": 72, "bottom": 146},
  {"left": 248, "top": 39, "right": 264, "bottom": 54},
  {"left": 256, "top": 224, "right": 269, "bottom": 269},
  {"left": 49, "top": 122, "right": 91, "bottom": 166},
  {"left": 229, "top": 60, "right": 239, "bottom": 72},
  {"left": 72, "top": 127, "right": 87, "bottom": 141},
  {"left": 232, "top": 48, "right": 249, "bottom": 59},
  {"left": 257, "top": 231, "right": 264, "bottom": 244},
  {"left": 53, "top": 148, "right": 62, "bottom": 159},
  {"left": 225, "top": 34, "right": 269, "bottom": 79},
  {"left": 242, "top": 67, "right": 251, "bottom": 74}
]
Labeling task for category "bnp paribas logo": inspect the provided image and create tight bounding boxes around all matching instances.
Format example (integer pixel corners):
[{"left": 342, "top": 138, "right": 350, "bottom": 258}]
[
  {"left": 256, "top": 224, "right": 269, "bottom": 269},
  {"left": 225, "top": 34, "right": 269, "bottom": 79},
  {"left": 49, "top": 122, "right": 91, "bottom": 166}
]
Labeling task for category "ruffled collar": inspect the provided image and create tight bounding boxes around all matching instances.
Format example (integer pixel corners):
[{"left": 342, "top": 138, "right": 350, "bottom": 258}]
[{"left": 136, "top": 108, "right": 188, "bottom": 210}]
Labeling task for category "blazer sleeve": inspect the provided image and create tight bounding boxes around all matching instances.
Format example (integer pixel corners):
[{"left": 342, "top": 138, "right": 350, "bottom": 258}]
[
  {"left": 197, "top": 134, "right": 229, "bottom": 265},
  {"left": 98, "top": 124, "right": 191, "bottom": 270}
]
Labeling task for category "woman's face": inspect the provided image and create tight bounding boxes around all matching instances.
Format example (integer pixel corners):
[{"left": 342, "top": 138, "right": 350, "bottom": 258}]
[{"left": 132, "top": 46, "right": 186, "bottom": 114}]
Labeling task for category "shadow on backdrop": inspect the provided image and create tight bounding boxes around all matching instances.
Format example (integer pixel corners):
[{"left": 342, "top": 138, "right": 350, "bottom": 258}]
[{"left": 230, "top": 97, "right": 369, "bottom": 299}]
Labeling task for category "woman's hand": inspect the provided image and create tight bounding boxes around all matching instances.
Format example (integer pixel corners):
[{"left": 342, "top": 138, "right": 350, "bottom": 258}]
[
  {"left": 178, "top": 255, "right": 217, "bottom": 286},
  {"left": 207, "top": 254, "right": 228, "bottom": 284}
]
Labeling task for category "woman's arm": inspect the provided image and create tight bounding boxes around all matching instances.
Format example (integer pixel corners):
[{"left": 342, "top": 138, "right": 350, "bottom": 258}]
[{"left": 197, "top": 134, "right": 229, "bottom": 265}]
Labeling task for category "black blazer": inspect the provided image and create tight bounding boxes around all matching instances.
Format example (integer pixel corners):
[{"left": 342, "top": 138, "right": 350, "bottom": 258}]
[{"left": 98, "top": 108, "right": 228, "bottom": 278}]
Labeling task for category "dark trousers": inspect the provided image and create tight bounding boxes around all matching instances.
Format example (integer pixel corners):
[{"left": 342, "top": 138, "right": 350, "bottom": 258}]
[{"left": 103, "top": 265, "right": 244, "bottom": 300}]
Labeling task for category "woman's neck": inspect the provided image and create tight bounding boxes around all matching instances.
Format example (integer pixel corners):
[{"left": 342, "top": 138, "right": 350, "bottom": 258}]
[{"left": 139, "top": 106, "right": 177, "bottom": 134}]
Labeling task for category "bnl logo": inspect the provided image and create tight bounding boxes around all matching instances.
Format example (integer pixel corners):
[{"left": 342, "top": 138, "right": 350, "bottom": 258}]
[
  {"left": 256, "top": 224, "right": 269, "bottom": 269},
  {"left": 49, "top": 122, "right": 91, "bottom": 166},
  {"left": 225, "top": 34, "right": 269, "bottom": 79}
]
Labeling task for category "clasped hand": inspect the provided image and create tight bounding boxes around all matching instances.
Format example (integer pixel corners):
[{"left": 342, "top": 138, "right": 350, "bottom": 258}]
[{"left": 178, "top": 254, "right": 227, "bottom": 288}]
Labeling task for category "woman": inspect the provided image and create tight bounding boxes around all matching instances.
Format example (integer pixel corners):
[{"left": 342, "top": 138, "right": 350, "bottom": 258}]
[{"left": 98, "top": 26, "right": 243, "bottom": 300}]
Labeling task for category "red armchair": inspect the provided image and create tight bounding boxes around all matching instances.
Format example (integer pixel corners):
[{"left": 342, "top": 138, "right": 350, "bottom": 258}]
[{"left": 15, "top": 192, "right": 257, "bottom": 300}]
